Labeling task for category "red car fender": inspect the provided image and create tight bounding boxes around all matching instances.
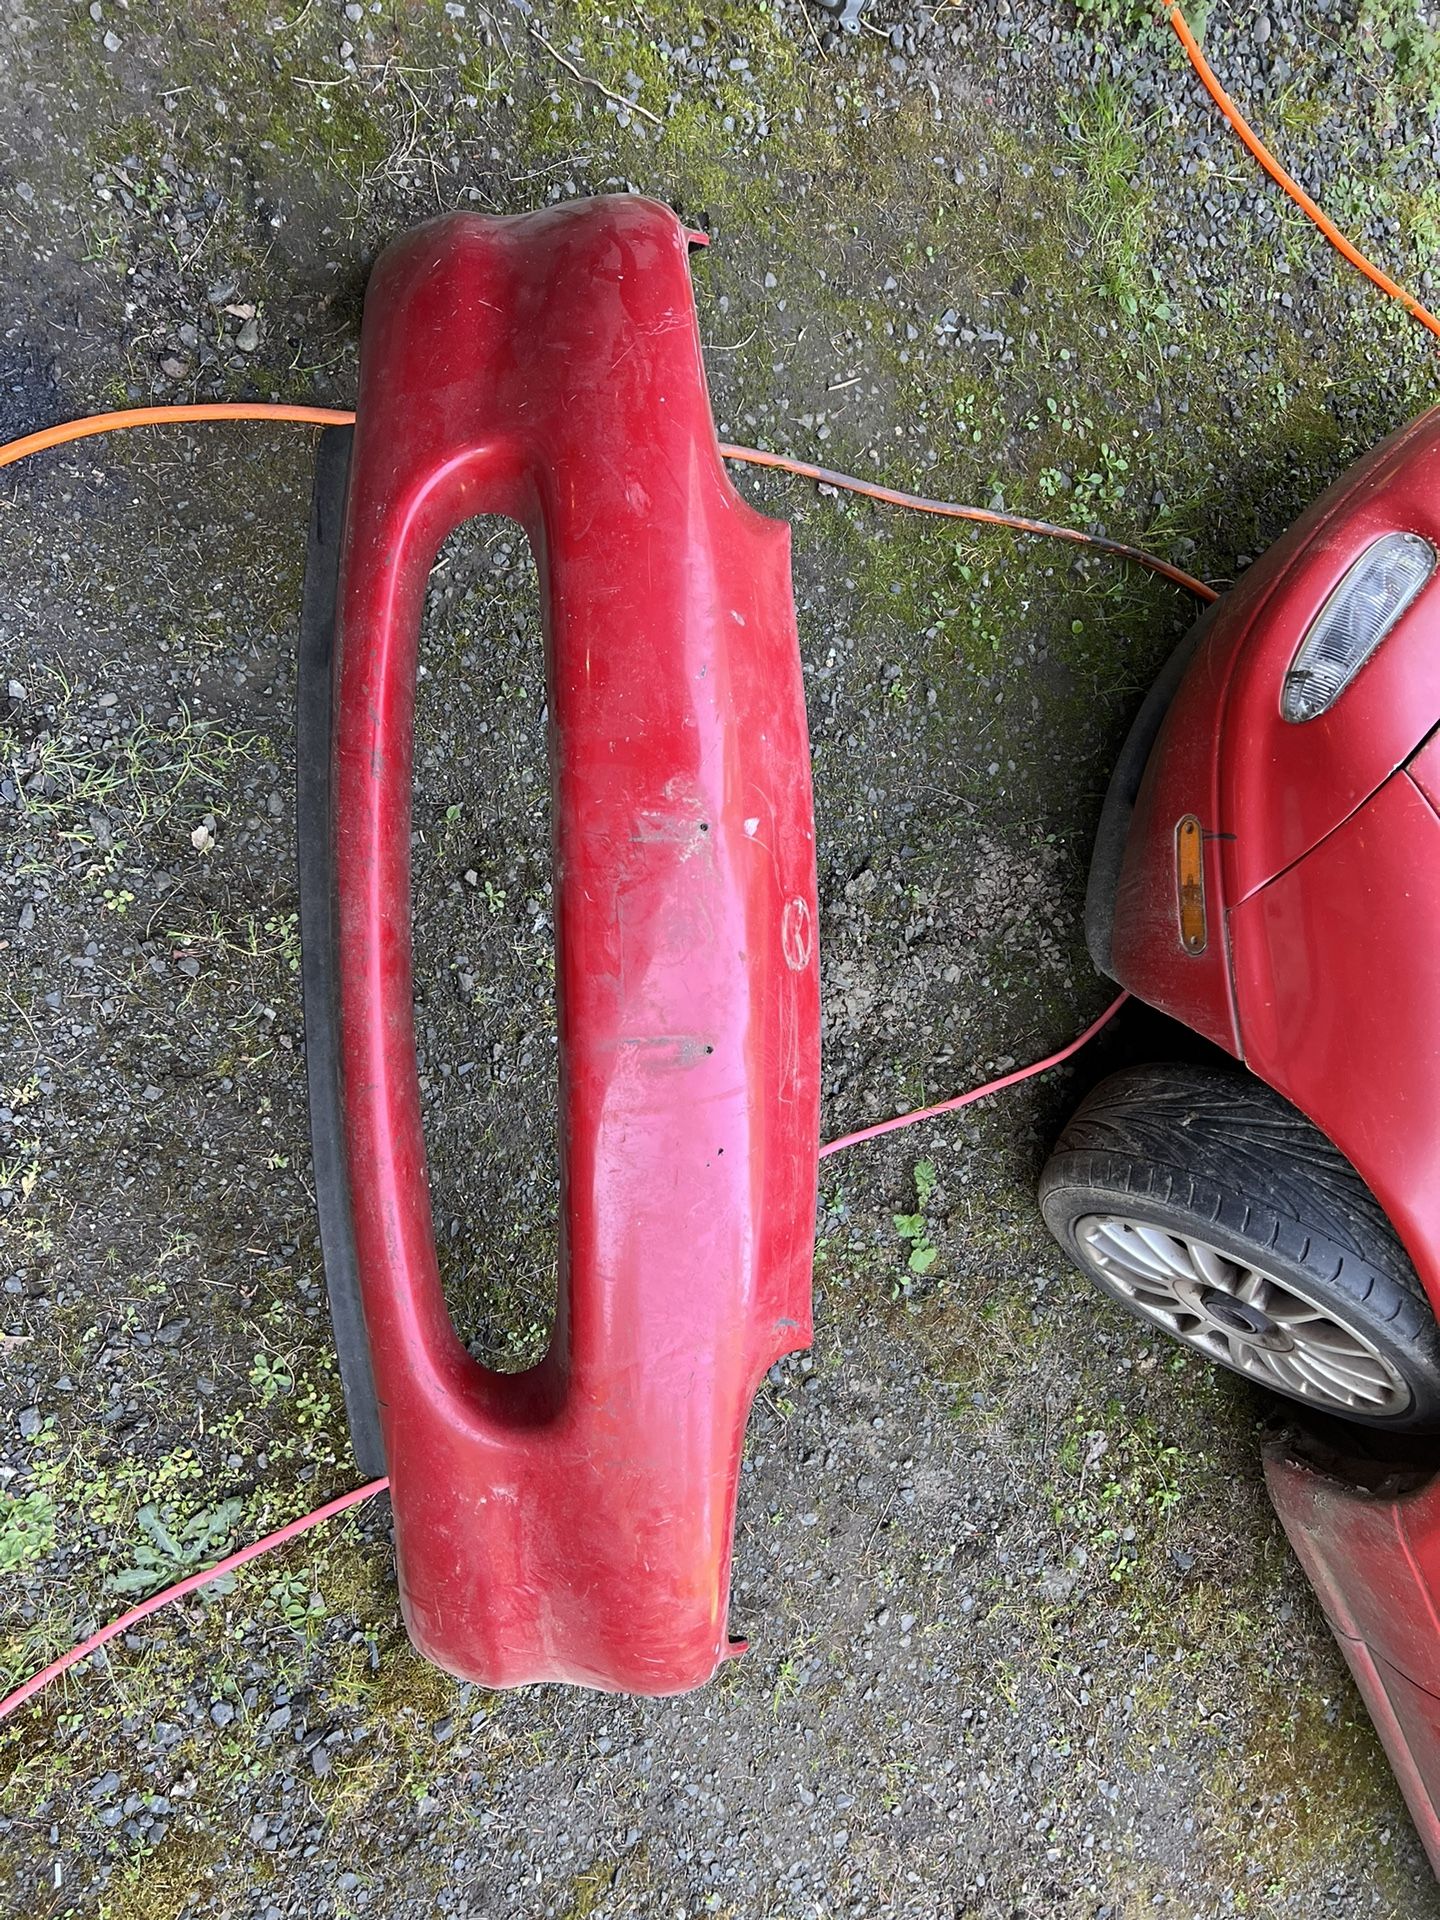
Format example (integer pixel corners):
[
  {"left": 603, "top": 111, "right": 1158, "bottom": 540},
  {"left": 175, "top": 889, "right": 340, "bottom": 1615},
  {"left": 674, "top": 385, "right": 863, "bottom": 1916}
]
[
  {"left": 329, "top": 200, "right": 820, "bottom": 1692},
  {"left": 1108, "top": 606, "right": 1243, "bottom": 1053},
  {"left": 1228, "top": 765, "right": 1440, "bottom": 1314},
  {"left": 1139, "top": 430, "right": 1440, "bottom": 1872},
  {"left": 1108, "top": 409, "right": 1440, "bottom": 1047}
]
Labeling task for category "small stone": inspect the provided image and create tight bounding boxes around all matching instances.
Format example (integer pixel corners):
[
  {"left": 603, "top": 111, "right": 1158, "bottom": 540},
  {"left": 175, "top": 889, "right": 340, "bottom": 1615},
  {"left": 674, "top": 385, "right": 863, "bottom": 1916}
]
[
  {"left": 18, "top": 1406, "right": 41, "bottom": 1439},
  {"left": 210, "top": 1701, "right": 235, "bottom": 1727},
  {"left": 102, "top": 29, "right": 121, "bottom": 51},
  {"left": 235, "top": 317, "right": 260, "bottom": 353},
  {"left": 7, "top": 680, "right": 25, "bottom": 703}
]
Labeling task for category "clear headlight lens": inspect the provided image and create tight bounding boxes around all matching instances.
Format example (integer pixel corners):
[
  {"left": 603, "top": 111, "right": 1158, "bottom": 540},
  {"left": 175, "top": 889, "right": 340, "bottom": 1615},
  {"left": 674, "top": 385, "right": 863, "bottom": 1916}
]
[{"left": 1281, "top": 530, "right": 1435, "bottom": 723}]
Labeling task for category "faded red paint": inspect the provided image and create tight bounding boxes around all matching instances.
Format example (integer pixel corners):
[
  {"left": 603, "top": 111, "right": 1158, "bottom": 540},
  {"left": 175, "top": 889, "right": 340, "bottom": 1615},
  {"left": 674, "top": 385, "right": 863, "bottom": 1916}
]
[{"left": 331, "top": 201, "right": 819, "bottom": 1692}]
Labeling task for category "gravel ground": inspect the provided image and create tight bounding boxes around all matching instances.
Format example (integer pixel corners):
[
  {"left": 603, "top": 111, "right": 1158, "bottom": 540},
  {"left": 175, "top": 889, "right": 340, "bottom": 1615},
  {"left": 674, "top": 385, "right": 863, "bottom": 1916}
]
[{"left": 4, "top": 1, "right": 1440, "bottom": 1915}]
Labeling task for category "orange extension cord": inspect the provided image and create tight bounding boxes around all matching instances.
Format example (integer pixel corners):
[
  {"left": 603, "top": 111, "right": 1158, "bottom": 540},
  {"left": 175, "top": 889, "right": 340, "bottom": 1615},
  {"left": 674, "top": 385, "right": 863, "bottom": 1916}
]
[
  {"left": 11, "top": 3, "right": 1439, "bottom": 1720},
  {"left": 1166, "top": 1, "right": 1440, "bottom": 344},
  {"left": 0, "top": 403, "right": 1216, "bottom": 603}
]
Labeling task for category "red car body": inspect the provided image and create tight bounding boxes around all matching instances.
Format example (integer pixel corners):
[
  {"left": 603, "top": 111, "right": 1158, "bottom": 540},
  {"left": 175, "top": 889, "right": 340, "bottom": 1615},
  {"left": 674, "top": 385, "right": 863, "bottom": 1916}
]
[{"left": 1098, "top": 410, "right": 1440, "bottom": 1870}]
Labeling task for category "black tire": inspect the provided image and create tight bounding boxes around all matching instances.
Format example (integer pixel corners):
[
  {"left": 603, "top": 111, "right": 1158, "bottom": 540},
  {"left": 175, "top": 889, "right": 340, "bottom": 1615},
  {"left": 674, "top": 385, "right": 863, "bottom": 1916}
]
[{"left": 1039, "top": 1062, "right": 1440, "bottom": 1431}]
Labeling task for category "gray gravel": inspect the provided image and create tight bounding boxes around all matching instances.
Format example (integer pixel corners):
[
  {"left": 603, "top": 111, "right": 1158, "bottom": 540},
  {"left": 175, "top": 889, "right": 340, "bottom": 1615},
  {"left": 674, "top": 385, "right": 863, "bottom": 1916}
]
[{"left": 3, "top": 0, "right": 1440, "bottom": 1915}]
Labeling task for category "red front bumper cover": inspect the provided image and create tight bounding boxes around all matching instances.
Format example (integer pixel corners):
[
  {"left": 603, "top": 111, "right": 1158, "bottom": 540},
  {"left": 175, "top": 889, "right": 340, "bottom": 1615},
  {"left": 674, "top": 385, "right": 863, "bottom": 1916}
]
[{"left": 297, "top": 200, "right": 820, "bottom": 1694}]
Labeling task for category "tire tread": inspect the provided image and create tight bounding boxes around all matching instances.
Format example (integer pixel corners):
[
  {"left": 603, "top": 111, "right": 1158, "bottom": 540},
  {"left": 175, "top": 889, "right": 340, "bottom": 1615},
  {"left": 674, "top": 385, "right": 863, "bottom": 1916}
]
[{"left": 1038, "top": 1063, "right": 1440, "bottom": 1431}]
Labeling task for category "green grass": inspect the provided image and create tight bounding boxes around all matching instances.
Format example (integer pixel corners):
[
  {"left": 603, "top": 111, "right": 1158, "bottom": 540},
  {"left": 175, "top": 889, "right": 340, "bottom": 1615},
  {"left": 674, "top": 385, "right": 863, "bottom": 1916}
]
[
  {"left": 1358, "top": 0, "right": 1440, "bottom": 116},
  {"left": 1, "top": 679, "right": 265, "bottom": 834},
  {"left": 892, "top": 1158, "right": 940, "bottom": 1282},
  {"left": 1069, "top": 81, "right": 1164, "bottom": 321}
]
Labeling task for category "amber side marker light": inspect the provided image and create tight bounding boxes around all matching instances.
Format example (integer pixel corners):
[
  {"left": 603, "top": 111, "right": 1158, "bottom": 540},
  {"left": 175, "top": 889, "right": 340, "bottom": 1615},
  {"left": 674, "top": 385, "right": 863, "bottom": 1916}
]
[{"left": 1175, "top": 815, "right": 1207, "bottom": 954}]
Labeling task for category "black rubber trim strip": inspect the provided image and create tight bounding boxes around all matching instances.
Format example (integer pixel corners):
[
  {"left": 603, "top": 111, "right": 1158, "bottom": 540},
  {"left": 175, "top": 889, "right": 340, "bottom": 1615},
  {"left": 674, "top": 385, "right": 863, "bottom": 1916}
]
[
  {"left": 1084, "top": 591, "right": 1227, "bottom": 982},
  {"left": 297, "top": 426, "right": 387, "bottom": 1479}
]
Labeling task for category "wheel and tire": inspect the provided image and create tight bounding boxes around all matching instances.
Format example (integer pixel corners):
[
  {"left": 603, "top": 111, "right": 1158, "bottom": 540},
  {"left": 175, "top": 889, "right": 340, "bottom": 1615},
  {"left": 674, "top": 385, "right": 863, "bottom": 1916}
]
[{"left": 1039, "top": 1062, "right": 1440, "bottom": 1431}]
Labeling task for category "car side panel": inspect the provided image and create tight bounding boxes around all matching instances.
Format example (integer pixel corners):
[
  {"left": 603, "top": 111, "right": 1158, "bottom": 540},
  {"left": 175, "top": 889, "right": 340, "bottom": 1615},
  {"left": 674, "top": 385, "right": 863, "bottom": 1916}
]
[
  {"left": 1264, "top": 1447, "right": 1440, "bottom": 1689},
  {"left": 1105, "top": 410, "right": 1440, "bottom": 1053},
  {"left": 1107, "top": 410, "right": 1440, "bottom": 1051},
  {"left": 1377, "top": 1651, "right": 1440, "bottom": 1876},
  {"left": 1265, "top": 1446, "right": 1440, "bottom": 1877},
  {"left": 1228, "top": 770, "right": 1440, "bottom": 1314}
]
